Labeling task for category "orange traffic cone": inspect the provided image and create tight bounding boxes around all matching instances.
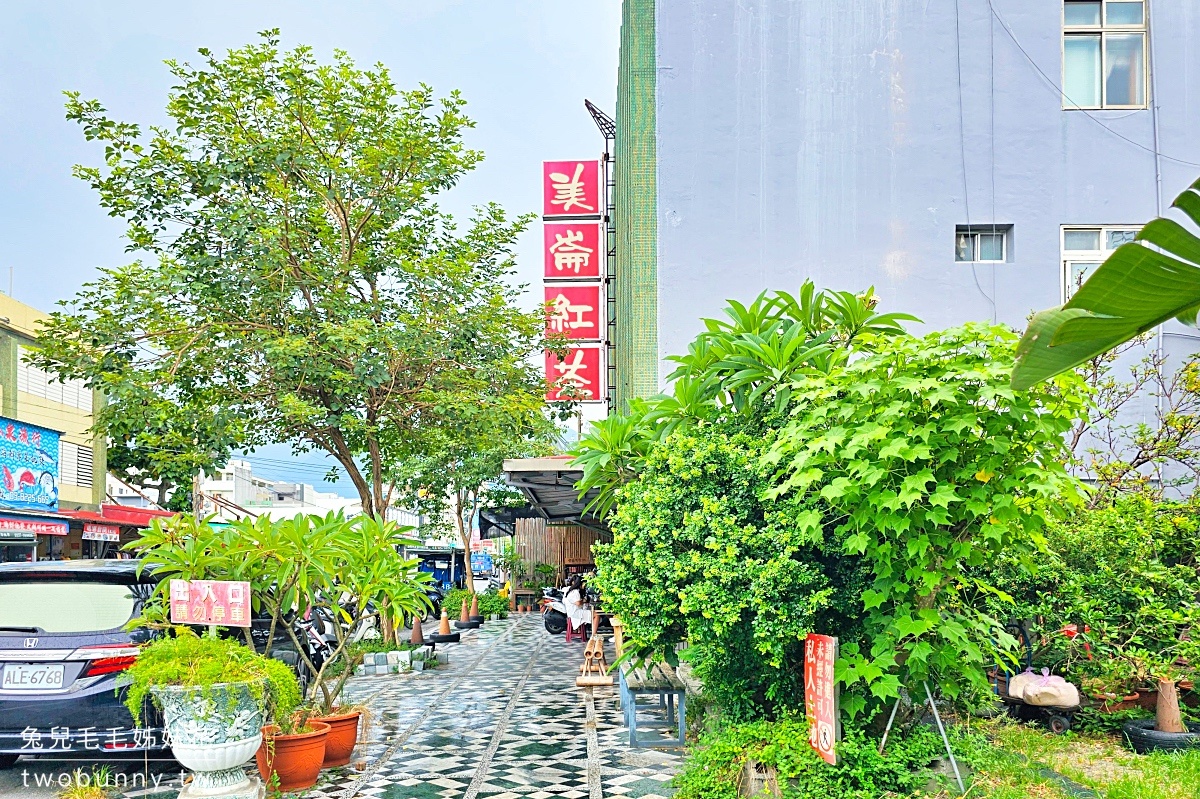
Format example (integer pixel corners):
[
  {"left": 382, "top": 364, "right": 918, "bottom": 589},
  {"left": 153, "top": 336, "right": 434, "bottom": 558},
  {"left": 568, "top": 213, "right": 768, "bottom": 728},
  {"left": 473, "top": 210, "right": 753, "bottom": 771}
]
[
  {"left": 431, "top": 608, "right": 460, "bottom": 644},
  {"left": 459, "top": 598, "right": 470, "bottom": 623},
  {"left": 469, "top": 594, "right": 484, "bottom": 624},
  {"left": 410, "top": 614, "right": 425, "bottom": 646}
]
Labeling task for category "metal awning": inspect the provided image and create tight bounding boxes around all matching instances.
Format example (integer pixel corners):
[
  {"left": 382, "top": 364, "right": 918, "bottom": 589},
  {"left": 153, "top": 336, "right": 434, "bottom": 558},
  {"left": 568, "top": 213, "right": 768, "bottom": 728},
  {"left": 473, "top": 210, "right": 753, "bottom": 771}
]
[{"left": 502, "top": 456, "right": 602, "bottom": 524}]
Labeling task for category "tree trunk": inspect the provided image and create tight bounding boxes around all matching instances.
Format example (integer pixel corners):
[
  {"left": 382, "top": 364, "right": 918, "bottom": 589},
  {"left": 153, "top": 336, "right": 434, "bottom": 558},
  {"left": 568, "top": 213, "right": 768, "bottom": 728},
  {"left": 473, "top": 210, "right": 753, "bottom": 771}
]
[
  {"left": 455, "top": 492, "right": 475, "bottom": 595},
  {"left": 1156, "top": 678, "right": 1186, "bottom": 733}
]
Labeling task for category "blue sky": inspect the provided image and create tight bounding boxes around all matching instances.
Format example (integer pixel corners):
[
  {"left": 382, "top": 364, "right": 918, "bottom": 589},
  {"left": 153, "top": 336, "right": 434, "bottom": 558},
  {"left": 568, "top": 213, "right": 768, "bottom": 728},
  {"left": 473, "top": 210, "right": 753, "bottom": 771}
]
[{"left": 0, "top": 1, "right": 620, "bottom": 496}]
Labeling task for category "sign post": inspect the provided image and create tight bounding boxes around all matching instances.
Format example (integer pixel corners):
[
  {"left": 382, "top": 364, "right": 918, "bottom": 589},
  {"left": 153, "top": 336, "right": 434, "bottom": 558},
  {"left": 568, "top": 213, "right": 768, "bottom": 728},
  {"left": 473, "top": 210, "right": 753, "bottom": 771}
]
[{"left": 804, "top": 633, "right": 839, "bottom": 765}]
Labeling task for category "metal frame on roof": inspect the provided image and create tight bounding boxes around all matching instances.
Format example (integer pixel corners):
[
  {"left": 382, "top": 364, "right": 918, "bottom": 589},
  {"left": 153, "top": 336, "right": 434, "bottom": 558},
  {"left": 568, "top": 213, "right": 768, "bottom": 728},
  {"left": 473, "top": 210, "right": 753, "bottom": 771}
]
[{"left": 502, "top": 457, "right": 603, "bottom": 525}]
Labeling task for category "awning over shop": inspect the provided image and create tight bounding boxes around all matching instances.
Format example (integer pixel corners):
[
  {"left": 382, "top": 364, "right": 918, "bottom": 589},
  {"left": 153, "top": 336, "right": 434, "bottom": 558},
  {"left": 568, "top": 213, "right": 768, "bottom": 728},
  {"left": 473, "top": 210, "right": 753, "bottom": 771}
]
[
  {"left": 502, "top": 456, "right": 602, "bottom": 524},
  {"left": 99, "top": 504, "right": 176, "bottom": 527}
]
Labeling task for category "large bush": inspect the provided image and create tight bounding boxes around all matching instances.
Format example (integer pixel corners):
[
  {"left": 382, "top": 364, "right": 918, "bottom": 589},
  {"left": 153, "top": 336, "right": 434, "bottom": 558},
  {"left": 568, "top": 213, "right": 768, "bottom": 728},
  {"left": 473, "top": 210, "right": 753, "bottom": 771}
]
[
  {"left": 597, "top": 325, "right": 1088, "bottom": 720},
  {"left": 592, "top": 422, "right": 868, "bottom": 719},
  {"left": 765, "top": 324, "right": 1086, "bottom": 715}
]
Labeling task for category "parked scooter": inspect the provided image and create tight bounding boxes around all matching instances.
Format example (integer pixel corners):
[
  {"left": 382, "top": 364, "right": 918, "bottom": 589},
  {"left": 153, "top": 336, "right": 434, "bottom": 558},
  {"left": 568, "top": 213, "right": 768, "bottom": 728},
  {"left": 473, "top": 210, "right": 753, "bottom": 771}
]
[{"left": 541, "top": 586, "right": 569, "bottom": 634}]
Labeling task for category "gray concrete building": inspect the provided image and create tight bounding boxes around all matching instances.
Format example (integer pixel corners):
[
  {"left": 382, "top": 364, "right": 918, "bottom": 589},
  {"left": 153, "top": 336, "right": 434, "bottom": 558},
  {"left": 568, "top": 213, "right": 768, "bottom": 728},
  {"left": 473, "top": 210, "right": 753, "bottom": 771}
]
[{"left": 611, "top": 0, "right": 1200, "bottom": 406}]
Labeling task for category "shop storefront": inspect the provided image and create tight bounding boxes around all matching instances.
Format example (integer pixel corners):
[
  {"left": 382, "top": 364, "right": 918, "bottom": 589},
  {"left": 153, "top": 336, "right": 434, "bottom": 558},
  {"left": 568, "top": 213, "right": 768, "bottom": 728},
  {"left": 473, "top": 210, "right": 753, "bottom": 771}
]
[{"left": 0, "top": 514, "right": 68, "bottom": 562}]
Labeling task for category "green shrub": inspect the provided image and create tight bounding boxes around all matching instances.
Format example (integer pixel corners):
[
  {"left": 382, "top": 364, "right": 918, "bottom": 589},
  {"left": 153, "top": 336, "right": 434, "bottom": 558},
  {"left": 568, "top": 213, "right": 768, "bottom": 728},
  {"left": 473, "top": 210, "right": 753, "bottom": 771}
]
[
  {"left": 986, "top": 495, "right": 1200, "bottom": 696},
  {"left": 124, "top": 629, "right": 301, "bottom": 724},
  {"left": 672, "top": 719, "right": 941, "bottom": 799},
  {"left": 444, "top": 588, "right": 508, "bottom": 619},
  {"left": 592, "top": 422, "right": 867, "bottom": 720}
]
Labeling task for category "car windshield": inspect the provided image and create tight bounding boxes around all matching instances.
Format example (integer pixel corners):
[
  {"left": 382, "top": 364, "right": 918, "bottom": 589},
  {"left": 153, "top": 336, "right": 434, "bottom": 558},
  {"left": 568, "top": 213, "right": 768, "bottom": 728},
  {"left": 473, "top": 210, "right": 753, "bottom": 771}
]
[{"left": 0, "top": 581, "right": 139, "bottom": 633}]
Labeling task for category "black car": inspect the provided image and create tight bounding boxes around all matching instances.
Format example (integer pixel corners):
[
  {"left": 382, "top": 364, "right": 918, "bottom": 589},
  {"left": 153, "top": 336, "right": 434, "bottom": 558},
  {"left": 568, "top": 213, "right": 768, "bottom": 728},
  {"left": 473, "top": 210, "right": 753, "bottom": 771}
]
[{"left": 0, "top": 559, "right": 165, "bottom": 767}]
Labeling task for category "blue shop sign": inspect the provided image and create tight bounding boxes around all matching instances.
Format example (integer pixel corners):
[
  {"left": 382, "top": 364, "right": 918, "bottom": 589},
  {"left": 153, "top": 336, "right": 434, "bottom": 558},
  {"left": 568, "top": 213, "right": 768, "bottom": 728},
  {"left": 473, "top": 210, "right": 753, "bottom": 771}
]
[{"left": 0, "top": 418, "right": 60, "bottom": 512}]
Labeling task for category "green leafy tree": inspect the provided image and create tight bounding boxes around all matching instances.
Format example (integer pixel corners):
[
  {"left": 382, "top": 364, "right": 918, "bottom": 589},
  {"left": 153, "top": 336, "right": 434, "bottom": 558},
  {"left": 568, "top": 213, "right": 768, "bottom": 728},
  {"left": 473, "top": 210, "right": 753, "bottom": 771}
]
[
  {"left": 1012, "top": 176, "right": 1200, "bottom": 389},
  {"left": 765, "top": 324, "right": 1088, "bottom": 715},
  {"left": 573, "top": 283, "right": 917, "bottom": 516},
  {"left": 388, "top": 401, "right": 555, "bottom": 593},
  {"left": 592, "top": 422, "right": 869, "bottom": 720},
  {"left": 31, "top": 32, "right": 541, "bottom": 518},
  {"left": 103, "top": 386, "right": 242, "bottom": 509}
]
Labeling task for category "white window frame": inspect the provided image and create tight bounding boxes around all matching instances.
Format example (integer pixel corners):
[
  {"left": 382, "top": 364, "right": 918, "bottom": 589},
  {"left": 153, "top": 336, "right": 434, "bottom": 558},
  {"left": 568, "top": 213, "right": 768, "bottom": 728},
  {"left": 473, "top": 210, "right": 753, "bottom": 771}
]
[
  {"left": 1062, "top": 1, "right": 1149, "bottom": 110},
  {"left": 1060, "top": 224, "right": 1139, "bottom": 302},
  {"left": 955, "top": 226, "right": 1008, "bottom": 264}
]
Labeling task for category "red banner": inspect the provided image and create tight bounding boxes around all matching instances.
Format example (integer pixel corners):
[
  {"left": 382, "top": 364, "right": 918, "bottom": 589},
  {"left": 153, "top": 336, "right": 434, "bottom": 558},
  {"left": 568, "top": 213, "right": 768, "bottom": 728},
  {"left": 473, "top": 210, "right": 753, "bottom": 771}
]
[
  {"left": 0, "top": 515, "right": 68, "bottom": 536},
  {"left": 544, "top": 222, "right": 603, "bottom": 279},
  {"left": 805, "top": 633, "right": 839, "bottom": 765},
  {"left": 543, "top": 160, "right": 601, "bottom": 218},
  {"left": 545, "top": 346, "right": 603, "bottom": 402},
  {"left": 82, "top": 523, "right": 121, "bottom": 542},
  {"left": 545, "top": 284, "right": 602, "bottom": 341},
  {"left": 169, "top": 579, "right": 251, "bottom": 628}
]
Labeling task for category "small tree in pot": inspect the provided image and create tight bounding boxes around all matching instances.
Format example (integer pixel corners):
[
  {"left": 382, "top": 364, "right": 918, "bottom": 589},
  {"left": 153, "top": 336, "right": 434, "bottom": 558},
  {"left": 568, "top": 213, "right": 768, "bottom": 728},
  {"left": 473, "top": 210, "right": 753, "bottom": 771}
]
[{"left": 131, "top": 512, "right": 432, "bottom": 771}]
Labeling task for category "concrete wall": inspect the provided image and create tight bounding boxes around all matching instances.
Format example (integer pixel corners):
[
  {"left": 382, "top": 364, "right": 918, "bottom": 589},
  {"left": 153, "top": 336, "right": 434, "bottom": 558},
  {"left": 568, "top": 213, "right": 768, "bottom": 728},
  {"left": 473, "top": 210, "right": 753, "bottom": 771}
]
[{"left": 653, "top": 0, "right": 1200, "bottom": 376}]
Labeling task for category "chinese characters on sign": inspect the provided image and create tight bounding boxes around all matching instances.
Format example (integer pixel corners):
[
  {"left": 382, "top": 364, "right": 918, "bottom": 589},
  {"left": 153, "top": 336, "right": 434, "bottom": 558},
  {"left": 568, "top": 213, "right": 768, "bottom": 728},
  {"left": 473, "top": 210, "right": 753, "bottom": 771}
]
[
  {"left": 542, "top": 160, "right": 601, "bottom": 217},
  {"left": 82, "top": 523, "right": 120, "bottom": 542},
  {"left": 0, "top": 416, "right": 60, "bottom": 512},
  {"left": 545, "top": 285, "right": 602, "bottom": 340},
  {"left": 544, "top": 223, "right": 603, "bottom": 279},
  {"left": 805, "top": 633, "right": 839, "bottom": 766},
  {"left": 542, "top": 159, "right": 605, "bottom": 402},
  {"left": 169, "top": 579, "right": 251, "bottom": 628},
  {"left": 544, "top": 347, "right": 602, "bottom": 402}
]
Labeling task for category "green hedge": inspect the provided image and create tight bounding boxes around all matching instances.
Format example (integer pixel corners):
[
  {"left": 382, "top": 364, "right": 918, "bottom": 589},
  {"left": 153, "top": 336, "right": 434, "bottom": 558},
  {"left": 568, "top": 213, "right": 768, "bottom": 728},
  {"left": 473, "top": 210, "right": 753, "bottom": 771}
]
[{"left": 673, "top": 719, "right": 941, "bottom": 799}]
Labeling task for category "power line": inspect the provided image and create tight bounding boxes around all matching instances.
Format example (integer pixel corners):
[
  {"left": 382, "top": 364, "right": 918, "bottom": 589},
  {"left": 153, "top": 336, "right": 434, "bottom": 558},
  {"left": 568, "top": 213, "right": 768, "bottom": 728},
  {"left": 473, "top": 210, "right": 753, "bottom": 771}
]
[{"left": 987, "top": 0, "right": 1200, "bottom": 169}]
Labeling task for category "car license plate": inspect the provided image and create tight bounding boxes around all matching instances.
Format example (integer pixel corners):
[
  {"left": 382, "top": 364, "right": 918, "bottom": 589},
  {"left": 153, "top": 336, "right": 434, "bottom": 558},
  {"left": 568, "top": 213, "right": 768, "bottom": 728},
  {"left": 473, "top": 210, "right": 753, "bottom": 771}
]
[{"left": 2, "top": 663, "right": 66, "bottom": 691}]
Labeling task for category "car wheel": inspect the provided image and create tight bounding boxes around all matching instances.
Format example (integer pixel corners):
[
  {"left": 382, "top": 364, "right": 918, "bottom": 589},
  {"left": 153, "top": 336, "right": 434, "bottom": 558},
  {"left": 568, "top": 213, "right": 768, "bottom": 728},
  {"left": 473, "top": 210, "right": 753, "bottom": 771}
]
[
  {"left": 1122, "top": 718, "right": 1200, "bottom": 753},
  {"left": 1048, "top": 715, "right": 1071, "bottom": 735},
  {"left": 0, "top": 754, "right": 19, "bottom": 770}
]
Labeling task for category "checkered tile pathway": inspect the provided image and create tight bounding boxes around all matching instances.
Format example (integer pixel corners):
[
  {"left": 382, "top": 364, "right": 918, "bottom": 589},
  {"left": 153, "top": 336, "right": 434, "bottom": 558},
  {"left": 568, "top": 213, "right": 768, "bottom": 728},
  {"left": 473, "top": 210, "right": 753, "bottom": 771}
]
[{"left": 305, "top": 613, "right": 682, "bottom": 799}]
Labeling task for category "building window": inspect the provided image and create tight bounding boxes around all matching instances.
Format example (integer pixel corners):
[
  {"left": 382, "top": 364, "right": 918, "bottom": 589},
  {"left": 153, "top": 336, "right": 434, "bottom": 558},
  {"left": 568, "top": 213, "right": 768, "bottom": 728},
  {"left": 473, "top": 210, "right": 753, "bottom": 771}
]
[
  {"left": 16, "top": 346, "right": 92, "bottom": 413},
  {"left": 955, "top": 226, "right": 1009, "bottom": 263},
  {"left": 1063, "top": 1, "right": 1147, "bottom": 109},
  {"left": 59, "top": 440, "right": 94, "bottom": 488},
  {"left": 1061, "top": 225, "right": 1138, "bottom": 300}
]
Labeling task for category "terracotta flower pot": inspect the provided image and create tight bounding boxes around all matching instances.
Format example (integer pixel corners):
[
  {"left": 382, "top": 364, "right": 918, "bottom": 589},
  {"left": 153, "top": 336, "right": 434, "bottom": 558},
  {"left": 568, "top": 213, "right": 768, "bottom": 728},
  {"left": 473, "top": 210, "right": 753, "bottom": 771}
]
[
  {"left": 1093, "top": 691, "right": 1141, "bottom": 713},
  {"left": 256, "top": 722, "right": 330, "bottom": 792},
  {"left": 311, "top": 710, "right": 361, "bottom": 768}
]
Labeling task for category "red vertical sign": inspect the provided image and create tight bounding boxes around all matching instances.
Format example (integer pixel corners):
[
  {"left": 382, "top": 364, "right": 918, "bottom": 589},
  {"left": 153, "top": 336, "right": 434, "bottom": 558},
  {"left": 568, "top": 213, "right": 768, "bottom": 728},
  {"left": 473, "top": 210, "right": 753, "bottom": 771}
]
[
  {"left": 542, "top": 160, "right": 602, "bottom": 217},
  {"left": 545, "top": 284, "right": 602, "bottom": 341},
  {"left": 544, "top": 222, "right": 603, "bottom": 279},
  {"left": 805, "top": 633, "right": 839, "bottom": 765},
  {"left": 545, "top": 346, "right": 602, "bottom": 401}
]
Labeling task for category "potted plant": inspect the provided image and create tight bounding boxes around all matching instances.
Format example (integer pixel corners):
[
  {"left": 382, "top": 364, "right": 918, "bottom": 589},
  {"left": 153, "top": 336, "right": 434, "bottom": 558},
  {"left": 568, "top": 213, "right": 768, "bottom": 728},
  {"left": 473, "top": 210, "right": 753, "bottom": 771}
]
[
  {"left": 256, "top": 710, "right": 331, "bottom": 792},
  {"left": 130, "top": 512, "right": 433, "bottom": 771},
  {"left": 1119, "top": 644, "right": 1200, "bottom": 753},
  {"left": 125, "top": 629, "right": 301, "bottom": 796},
  {"left": 277, "top": 516, "right": 431, "bottom": 768}
]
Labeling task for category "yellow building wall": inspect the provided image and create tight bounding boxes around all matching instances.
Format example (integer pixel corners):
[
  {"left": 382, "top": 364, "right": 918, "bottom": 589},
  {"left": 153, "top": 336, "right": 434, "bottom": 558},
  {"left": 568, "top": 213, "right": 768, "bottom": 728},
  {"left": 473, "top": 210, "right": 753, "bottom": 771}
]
[{"left": 0, "top": 294, "right": 105, "bottom": 510}]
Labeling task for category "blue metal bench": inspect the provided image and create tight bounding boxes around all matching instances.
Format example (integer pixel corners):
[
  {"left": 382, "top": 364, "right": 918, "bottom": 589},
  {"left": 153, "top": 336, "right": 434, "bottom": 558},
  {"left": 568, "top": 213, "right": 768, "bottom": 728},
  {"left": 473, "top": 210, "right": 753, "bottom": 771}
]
[{"left": 618, "top": 663, "right": 686, "bottom": 748}]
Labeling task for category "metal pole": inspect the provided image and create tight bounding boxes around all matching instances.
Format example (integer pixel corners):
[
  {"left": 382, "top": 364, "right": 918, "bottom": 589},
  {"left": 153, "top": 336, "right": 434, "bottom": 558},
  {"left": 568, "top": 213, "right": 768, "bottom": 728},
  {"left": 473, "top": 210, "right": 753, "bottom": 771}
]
[
  {"left": 924, "top": 681, "right": 965, "bottom": 795},
  {"left": 878, "top": 698, "right": 901, "bottom": 754}
]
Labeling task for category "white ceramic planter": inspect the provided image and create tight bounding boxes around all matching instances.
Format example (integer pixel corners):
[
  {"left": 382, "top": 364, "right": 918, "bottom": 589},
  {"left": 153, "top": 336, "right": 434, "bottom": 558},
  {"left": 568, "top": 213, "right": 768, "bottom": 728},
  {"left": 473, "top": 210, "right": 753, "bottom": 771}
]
[{"left": 153, "top": 682, "right": 264, "bottom": 794}]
